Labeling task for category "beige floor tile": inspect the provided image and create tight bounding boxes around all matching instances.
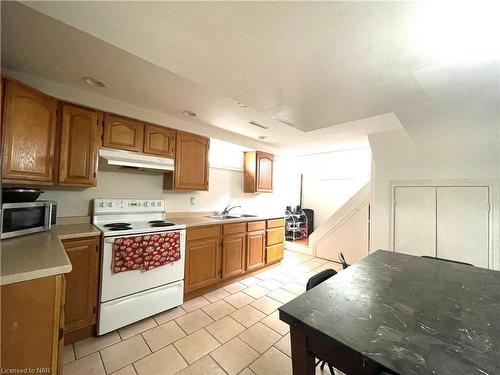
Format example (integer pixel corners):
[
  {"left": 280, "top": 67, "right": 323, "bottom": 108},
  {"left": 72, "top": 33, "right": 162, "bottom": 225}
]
[
  {"left": 74, "top": 331, "right": 121, "bottom": 359},
  {"left": 176, "top": 355, "right": 226, "bottom": 375},
  {"left": 238, "top": 368, "right": 257, "bottom": 375},
  {"left": 261, "top": 311, "right": 290, "bottom": 335},
  {"left": 174, "top": 328, "right": 220, "bottom": 364},
  {"left": 250, "top": 296, "right": 282, "bottom": 315},
  {"left": 258, "top": 278, "right": 284, "bottom": 291},
  {"left": 270, "top": 273, "right": 294, "bottom": 284},
  {"left": 204, "top": 288, "right": 231, "bottom": 302},
  {"left": 240, "top": 276, "right": 259, "bottom": 286},
  {"left": 267, "top": 288, "right": 296, "bottom": 304},
  {"left": 182, "top": 296, "right": 210, "bottom": 312},
  {"left": 111, "top": 365, "right": 137, "bottom": 375},
  {"left": 175, "top": 309, "right": 214, "bottom": 334},
  {"left": 63, "top": 344, "right": 75, "bottom": 364},
  {"left": 274, "top": 333, "right": 291, "bottom": 357},
  {"left": 202, "top": 299, "right": 236, "bottom": 320},
  {"left": 118, "top": 318, "right": 157, "bottom": 340},
  {"left": 223, "top": 281, "right": 246, "bottom": 294},
  {"left": 253, "top": 269, "right": 278, "bottom": 280},
  {"left": 249, "top": 347, "right": 292, "bottom": 375},
  {"left": 239, "top": 322, "right": 282, "bottom": 354},
  {"left": 134, "top": 344, "right": 187, "bottom": 375},
  {"left": 153, "top": 306, "right": 186, "bottom": 325},
  {"left": 281, "top": 282, "right": 306, "bottom": 295},
  {"left": 205, "top": 316, "right": 246, "bottom": 344},
  {"left": 224, "top": 291, "right": 255, "bottom": 309},
  {"left": 100, "top": 335, "right": 150, "bottom": 373},
  {"left": 63, "top": 351, "right": 105, "bottom": 375},
  {"left": 230, "top": 305, "right": 266, "bottom": 328},
  {"left": 142, "top": 320, "right": 186, "bottom": 351},
  {"left": 210, "top": 337, "right": 259, "bottom": 375},
  {"left": 242, "top": 285, "right": 269, "bottom": 299}
]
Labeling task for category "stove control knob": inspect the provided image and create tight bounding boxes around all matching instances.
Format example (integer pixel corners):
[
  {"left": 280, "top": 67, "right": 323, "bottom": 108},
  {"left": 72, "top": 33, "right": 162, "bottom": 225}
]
[
  {"left": 107, "top": 202, "right": 113, "bottom": 207},
  {"left": 156, "top": 201, "right": 162, "bottom": 207},
  {"left": 144, "top": 201, "right": 149, "bottom": 207},
  {"left": 99, "top": 202, "right": 105, "bottom": 207}
]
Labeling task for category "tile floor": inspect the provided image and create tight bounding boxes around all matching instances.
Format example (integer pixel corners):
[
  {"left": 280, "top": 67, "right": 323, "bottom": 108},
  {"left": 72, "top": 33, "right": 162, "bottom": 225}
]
[{"left": 64, "top": 250, "right": 343, "bottom": 375}]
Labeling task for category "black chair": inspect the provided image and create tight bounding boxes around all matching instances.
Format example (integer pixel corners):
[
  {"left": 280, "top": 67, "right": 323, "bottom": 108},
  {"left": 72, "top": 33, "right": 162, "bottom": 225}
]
[
  {"left": 338, "top": 252, "right": 349, "bottom": 269},
  {"left": 306, "top": 269, "right": 338, "bottom": 374},
  {"left": 421, "top": 255, "right": 473, "bottom": 266}
]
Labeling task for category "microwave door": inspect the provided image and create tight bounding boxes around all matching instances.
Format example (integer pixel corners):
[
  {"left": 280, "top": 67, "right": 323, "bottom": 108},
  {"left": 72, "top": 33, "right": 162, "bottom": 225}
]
[{"left": 1, "top": 204, "right": 48, "bottom": 239}]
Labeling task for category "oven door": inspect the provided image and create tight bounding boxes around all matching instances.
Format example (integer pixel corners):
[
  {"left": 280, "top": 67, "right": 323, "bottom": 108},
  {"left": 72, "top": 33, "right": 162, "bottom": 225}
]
[
  {"left": 100, "top": 230, "right": 186, "bottom": 302},
  {"left": 1, "top": 202, "right": 53, "bottom": 239}
]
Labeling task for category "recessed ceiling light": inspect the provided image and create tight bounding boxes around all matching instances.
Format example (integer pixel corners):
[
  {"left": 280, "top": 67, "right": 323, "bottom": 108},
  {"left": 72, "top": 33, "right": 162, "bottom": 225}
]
[
  {"left": 258, "top": 135, "right": 267, "bottom": 140},
  {"left": 182, "top": 110, "right": 197, "bottom": 117},
  {"left": 82, "top": 76, "right": 106, "bottom": 88},
  {"left": 237, "top": 102, "right": 247, "bottom": 108},
  {"left": 249, "top": 121, "right": 268, "bottom": 130}
]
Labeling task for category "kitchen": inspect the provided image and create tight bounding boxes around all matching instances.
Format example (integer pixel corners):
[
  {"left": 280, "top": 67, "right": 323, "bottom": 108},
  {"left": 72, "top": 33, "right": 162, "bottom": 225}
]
[{"left": 1, "top": 2, "right": 500, "bottom": 375}]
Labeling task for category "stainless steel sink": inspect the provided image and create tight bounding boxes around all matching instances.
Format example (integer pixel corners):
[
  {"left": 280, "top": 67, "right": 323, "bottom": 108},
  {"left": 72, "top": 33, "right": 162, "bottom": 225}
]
[{"left": 207, "top": 214, "right": 258, "bottom": 220}]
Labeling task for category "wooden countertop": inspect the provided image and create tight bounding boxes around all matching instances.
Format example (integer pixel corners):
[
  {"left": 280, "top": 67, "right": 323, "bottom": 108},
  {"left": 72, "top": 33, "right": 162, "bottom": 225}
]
[{"left": 1, "top": 223, "right": 100, "bottom": 286}]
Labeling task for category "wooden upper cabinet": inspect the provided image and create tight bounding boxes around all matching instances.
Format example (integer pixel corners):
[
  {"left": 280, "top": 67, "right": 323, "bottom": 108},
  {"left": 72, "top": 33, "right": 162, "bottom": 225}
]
[
  {"left": 102, "top": 114, "right": 144, "bottom": 152},
  {"left": 62, "top": 237, "right": 100, "bottom": 335},
  {"left": 222, "top": 234, "right": 246, "bottom": 279},
  {"left": 58, "top": 104, "right": 99, "bottom": 186},
  {"left": 165, "top": 131, "right": 209, "bottom": 190},
  {"left": 244, "top": 151, "right": 274, "bottom": 193},
  {"left": 143, "top": 124, "right": 175, "bottom": 158},
  {"left": 2, "top": 80, "right": 57, "bottom": 184}
]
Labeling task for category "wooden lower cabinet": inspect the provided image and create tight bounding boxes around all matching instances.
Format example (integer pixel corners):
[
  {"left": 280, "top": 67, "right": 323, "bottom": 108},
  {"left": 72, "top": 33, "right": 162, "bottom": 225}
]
[
  {"left": 222, "top": 234, "right": 246, "bottom": 279},
  {"left": 185, "top": 238, "right": 221, "bottom": 292},
  {"left": 1, "top": 275, "right": 65, "bottom": 374},
  {"left": 266, "top": 243, "right": 285, "bottom": 264},
  {"left": 246, "top": 230, "right": 266, "bottom": 271},
  {"left": 62, "top": 237, "right": 100, "bottom": 341}
]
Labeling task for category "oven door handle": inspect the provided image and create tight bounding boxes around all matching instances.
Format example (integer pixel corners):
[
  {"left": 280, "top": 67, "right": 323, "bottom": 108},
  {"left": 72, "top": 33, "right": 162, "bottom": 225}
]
[{"left": 44, "top": 202, "right": 53, "bottom": 229}]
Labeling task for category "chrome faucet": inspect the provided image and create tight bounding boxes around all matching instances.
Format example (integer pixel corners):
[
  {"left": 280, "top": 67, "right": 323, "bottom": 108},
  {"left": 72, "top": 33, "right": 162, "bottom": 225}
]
[{"left": 221, "top": 204, "right": 242, "bottom": 215}]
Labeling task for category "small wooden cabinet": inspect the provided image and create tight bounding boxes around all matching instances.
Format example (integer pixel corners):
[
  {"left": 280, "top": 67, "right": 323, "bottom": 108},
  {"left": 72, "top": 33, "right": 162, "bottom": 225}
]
[
  {"left": 2, "top": 80, "right": 58, "bottom": 184},
  {"left": 246, "top": 230, "right": 266, "bottom": 271},
  {"left": 62, "top": 237, "right": 100, "bottom": 340},
  {"left": 266, "top": 219, "right": 285, "bottom": 264},
  {"left": 102, "top": 114, "right": 144, "bottom": 152},
  {"left": 222, "top": 234, "right": 246, "bottom": 279},
  {"left": 185, "top": 237, "right": 221, "bottom": 292},
  {"left": 143, "top": 123, "right": 176, "bottom": 158},
  {"left": 164, "top": 131, "right": 209, "bottom": 191},
  {"left": 58, "top": 104, "right": 99, "bottom": 186},
  {"left": 244, "top": 151, "right": 274, "bottom": 193},
  {"left": 1, "top": 275, "right": 65, "bottom": 374}
]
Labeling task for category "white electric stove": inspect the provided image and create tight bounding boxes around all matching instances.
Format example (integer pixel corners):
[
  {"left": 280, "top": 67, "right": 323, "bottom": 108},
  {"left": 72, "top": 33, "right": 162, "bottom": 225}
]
[{"left": 93, "top": 198, "right": 186, "bottom": 335}]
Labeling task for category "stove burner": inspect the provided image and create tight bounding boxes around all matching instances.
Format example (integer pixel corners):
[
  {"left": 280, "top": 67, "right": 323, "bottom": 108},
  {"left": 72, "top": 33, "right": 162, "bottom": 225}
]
[
  {"left": 148, "top": 220, "right": 166, "bottom": 224},
  {"left": 150, "top": 222, "right": 176, "bottom": 227},
  {"left": 107, "top": 226, "right": 132, "bottom": 231},
  {"left": 104, "top": 223, "right": 131, "bottom": 227}
]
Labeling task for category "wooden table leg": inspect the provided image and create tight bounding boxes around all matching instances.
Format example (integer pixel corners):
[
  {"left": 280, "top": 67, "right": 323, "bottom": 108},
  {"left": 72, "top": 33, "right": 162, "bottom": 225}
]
[{"left": 290, "top": 324, "right": 315, "bottom": 375}]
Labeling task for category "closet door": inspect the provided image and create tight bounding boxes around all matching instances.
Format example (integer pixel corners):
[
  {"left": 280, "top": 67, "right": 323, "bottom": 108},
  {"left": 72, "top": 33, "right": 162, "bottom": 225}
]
[
  {"left": 436, "top": 187, "right": 489, "bottom": 268},
  {"left": 393, "top": 186, "right": 436, "bottom": 257}
]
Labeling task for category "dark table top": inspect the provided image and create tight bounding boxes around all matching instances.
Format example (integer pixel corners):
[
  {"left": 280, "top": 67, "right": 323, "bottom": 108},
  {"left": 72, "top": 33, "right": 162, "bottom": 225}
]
[{"left": 279, "top": 250, "right": 500, "bottom": 375}]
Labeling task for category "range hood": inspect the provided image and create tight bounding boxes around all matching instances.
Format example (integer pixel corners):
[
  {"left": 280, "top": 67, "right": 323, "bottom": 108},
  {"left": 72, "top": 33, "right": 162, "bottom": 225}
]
[{"left": 99, "top": 148, "right": 174, "bottom": 172}]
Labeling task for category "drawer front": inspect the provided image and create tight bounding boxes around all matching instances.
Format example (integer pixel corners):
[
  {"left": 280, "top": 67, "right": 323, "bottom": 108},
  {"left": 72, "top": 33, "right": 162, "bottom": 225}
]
[
  {"left": 266, "top": 243, "right": 284, "bottom": 264},
  {"left": 187, "top": 226, "right": 221, "bottom": 242},
  {"left": 223, "top": 222, "right": 246, "bottom": 236},
  {"left": 247, "top": 221, "right": 266, "bottom": 232},
  {"left": 267, "top": 218, "right": 284, "bottom": 229},
  {"left": 266, "top": 227, "right": 284, "bottom": 246}
]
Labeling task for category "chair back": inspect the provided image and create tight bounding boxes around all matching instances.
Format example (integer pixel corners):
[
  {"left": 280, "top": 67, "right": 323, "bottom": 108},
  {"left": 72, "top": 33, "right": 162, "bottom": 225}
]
[
  {"left": 421, "top": 256, "right": 473, "bottom": 266},
  {"left": 306, "top": 269, "right": 337, "bottom": 291},
  {"left": 338, "top": 252, "right": 349, "bottom": 269}
]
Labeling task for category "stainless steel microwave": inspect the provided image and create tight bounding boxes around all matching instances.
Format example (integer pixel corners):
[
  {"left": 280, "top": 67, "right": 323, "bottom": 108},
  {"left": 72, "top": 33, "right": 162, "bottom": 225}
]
[{"left": 1, "top": 201, "right": 57, "bottom": 239}]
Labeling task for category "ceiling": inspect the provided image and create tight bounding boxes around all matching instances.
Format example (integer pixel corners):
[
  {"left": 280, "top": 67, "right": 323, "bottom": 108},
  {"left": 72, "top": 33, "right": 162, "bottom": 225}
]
[{"left": 2, "top": 1, "right": 498, "bottom": 154}]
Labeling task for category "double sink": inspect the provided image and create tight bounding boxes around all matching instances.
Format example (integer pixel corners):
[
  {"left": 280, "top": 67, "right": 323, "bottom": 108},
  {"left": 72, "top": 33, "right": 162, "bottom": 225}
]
[{"left": 208, "top": 214, "right": 258, "bottom": 220}]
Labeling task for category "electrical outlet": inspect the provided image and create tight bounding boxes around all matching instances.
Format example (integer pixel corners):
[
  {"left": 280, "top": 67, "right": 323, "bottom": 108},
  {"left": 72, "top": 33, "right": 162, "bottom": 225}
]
[{"left": 190, "top": 196, "right": 196, "bottom": 206}]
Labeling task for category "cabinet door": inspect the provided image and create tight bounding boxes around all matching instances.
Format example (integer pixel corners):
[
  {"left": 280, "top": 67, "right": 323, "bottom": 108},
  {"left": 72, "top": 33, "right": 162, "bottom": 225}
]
[
  {"left": 143, "top": 124, "right": 175, "bottom": 158},
  {"left": 63, "top": 237, "right": 100, "bottom": 333},
  {"left": 173, "top": 131, "right": 209, "bottom": 190},
  {"left": 58, "top": 104, "right": 99, "bottom": 186},
  {"left": 393, "top": 186, "right": 436, "bottom": 257},
  {"left": 246, "top": 230, "right": 265, "bottom": 271},
  {"left": 256, "top": 151, "right": 274, "bottom": 192},
  {"left": 185, "top": 238, "right": 221, "bottom": 292},
  {"left": 102, "top": 114, "right": 144, "bottom": 152},
  {"left": 2, "top": 80, "right": 57, "bottom": 184},
  {"left": 437, "top": 187, "right": 489, "bottom": 268},
  {"left": 266, "top": 243, "right": 284, "bottom": 264},
  {"left": 222, "top": 234, "right": 246, "bottom": 279}
]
